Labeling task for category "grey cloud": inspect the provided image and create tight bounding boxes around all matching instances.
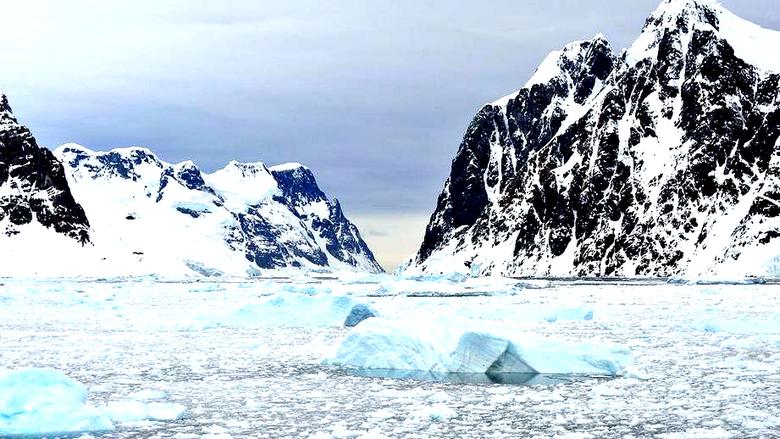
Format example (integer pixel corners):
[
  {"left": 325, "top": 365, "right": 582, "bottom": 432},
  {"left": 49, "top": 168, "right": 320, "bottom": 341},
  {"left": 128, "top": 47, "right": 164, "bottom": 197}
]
[{"left": 2, "top": 0, "right": 777, "bottom": 222}]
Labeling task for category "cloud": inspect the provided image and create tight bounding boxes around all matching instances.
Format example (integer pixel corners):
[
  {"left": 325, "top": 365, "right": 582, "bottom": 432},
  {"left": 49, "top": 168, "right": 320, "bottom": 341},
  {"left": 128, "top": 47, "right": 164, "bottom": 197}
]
[
  {"left": 365, "top": 229, "right": 391, "bottom": 237},
  {"left": 1, "top": 0, "right": 777, "bottom": 265}
]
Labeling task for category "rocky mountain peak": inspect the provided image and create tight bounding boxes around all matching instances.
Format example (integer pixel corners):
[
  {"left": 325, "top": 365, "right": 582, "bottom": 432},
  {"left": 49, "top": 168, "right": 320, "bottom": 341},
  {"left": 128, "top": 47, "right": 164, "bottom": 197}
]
[
  {"left": 271, "top": 164, "right": 327, "bottom": 206},
  {"left": 408, "top": 0, "right": 780, "bottom": 278},
  {"left": 0, "top": 97, "right": 90, "bottom": 245}
]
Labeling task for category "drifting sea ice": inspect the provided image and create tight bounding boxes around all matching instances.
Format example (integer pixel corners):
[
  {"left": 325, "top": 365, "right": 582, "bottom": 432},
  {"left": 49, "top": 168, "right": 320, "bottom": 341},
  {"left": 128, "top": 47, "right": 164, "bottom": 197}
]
[
  {"left": 3, "top": 277, "right": 780, "bottom": 437},
  {"left": 105, "top": 399, "right": 187, "bottom": 422},
  {"left": 0, "top": 368, "right": 114, "bottom": 435},
  {"left": 192, "top": 293, "right": 366, "bottom": 329},
  {"left": 324, "top": 317, "right": 632, "bottom": 376}
]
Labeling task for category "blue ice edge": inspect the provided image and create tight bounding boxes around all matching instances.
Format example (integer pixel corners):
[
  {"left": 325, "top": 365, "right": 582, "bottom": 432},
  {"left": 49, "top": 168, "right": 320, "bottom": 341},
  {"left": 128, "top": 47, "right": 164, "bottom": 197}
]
[{"left": 323, "top": 318, "right": 633, "bottom": 380}]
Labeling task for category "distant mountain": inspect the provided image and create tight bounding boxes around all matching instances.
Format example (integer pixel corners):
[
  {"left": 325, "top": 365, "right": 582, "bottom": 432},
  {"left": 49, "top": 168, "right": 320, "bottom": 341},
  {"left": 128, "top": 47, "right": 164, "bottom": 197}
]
[
  {"left": 0, "top": 98, "right": 382, "bottom": 276},
  {"left": 406, "top": 0, "right": 780, "bottom": 278}
]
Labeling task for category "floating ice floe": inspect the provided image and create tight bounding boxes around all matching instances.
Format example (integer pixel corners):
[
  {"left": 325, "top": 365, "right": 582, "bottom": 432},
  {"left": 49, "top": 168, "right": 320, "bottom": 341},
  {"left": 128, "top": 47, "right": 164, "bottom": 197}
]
[
  {"left": 325, "top": 318, "right": 632, "bottom": 376},
  {"left": 370, "top": 275, "right": 541, "bottom": 297},
  {"left": 543, "top": 307, "right": 594, "bottom": 323},
  {"left": 0, "top": 368, "right": 114, "bottom": 436},
  {"left": 694, "top": 316, "right": 780, "bottom": 335},
  {"left": 192, "top": 293, "right": 376, "bottom": 329},
  {"left": 410, "top": 403, "right": 457, "bottom": 422},
  {"left": 105, "top": 399, "right": 187, "bottom": 422}
]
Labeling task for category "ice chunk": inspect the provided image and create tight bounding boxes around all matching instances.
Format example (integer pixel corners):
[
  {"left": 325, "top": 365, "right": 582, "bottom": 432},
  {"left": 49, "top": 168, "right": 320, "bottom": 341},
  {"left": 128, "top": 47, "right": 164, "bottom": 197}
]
[
  {"left": 544, "top": 307, "right": 594, "bottom": 323},
  {"left": 332, "top": 320, "right": 442, "bottom": 371},
  {"left": 344, "top": 303, "right": 377, "bottom": 327},
  {"left": 0, "top": 368, "right": 114, "bottom": 435},
  {"left": 404, "top": 272, "right": 468, "bottom": 283},
  {"left": 325, "top": 318, "right": 632, "bottom": 376},
  {"left": 105, "top": 399, "right": 186, "bottom": 422},
  {"left": 195, "top": 293, "right": 362, "bottom": 329},
  {"left": 411, "top": 403, "right": 457, "bottom": 422}
]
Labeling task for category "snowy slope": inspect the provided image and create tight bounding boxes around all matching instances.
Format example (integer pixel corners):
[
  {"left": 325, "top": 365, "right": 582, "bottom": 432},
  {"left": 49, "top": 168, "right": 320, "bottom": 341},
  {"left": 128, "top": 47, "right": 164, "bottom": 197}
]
[
  {"left": 408, "top": 0, "right": 780, "bottom": 278},
  {"left": 0, "top": 93, "right": 381, "bottom": 276},
  {"left": 47, "top": 144, "right": 383, "bottom": 276}
]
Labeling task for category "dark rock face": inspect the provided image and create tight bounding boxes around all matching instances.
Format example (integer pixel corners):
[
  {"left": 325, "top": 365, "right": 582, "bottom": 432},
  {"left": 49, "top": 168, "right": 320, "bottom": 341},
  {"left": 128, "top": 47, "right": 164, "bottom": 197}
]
[
  {"left": 234, "top": 204, "right": 329, "bottom": 270},
  {"left": 272, "top": 166, "right": 328, "bottom": 206},
  {"left": 271, "top": 166, "right": 384, "bottom": 273},
  {"left": 0, "top": 96, "right": 90, "bottom": 243},
  {"left": 412, "top": 0, "right": 780, "bottom": 277}
]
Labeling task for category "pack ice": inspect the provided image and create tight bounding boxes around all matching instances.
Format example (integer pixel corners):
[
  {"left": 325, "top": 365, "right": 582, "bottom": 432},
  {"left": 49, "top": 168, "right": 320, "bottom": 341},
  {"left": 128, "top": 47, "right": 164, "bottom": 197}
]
[
  {"left": 192, "top": 293, "right": 375, "bottom": 329},
  {"left": 325, "top": 317, "right": 632, "bottom": 376}
]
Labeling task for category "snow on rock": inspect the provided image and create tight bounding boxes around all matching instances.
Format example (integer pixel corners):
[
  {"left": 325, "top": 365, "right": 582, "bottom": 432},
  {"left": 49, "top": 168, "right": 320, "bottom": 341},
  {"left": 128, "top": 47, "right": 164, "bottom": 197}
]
[
  {"left": 0, "top": 104, "right": 382, "bottom": 277},
  {"left": 325, "top": 317, "right": 632, "bottom": 376},
  {"left": 0, "top": 368, "right": 114, "bottom": 436},
  {"left": 408, "top": 0, "right": 780, "bottom": 278}
]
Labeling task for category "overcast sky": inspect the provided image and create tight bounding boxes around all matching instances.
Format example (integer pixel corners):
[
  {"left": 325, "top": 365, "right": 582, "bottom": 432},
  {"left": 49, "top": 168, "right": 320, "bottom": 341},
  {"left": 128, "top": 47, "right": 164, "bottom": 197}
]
[{"left": 2, "top": 0, "right": 778, "bottom": 270}]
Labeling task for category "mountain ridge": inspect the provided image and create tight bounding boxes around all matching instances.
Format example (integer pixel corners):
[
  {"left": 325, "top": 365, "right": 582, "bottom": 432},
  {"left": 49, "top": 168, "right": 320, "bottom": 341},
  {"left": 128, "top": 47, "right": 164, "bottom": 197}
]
[
  {"left": 406, "top": 0, "right": 780, "bottom": 278},
  {"left": 0, "top": 102, "right": 383, "bottom": 276}
]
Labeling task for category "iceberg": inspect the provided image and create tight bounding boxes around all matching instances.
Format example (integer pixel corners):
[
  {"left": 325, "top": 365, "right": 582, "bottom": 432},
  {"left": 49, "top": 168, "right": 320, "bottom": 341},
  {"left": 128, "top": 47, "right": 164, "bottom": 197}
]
[
  {"left": 325, "top": 318, "right": 632, "bottom": 376},
  {"left": 193, "top": 293, "right": 378, "bottom": 329},
  {"left": 0, "top": 368, "right": 114, "bottom": 436}
]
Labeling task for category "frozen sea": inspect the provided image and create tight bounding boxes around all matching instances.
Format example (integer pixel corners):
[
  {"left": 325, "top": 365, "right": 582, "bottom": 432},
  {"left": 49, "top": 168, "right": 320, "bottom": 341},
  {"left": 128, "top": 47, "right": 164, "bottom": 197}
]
[{"left": 1, "top": 274, "right": 779, "bottom": 438}]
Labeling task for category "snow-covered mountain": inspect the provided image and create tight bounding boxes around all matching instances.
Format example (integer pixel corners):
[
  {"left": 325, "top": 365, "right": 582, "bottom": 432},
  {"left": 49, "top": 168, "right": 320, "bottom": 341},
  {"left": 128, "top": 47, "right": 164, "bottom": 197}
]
[
  {"left": 406, "top": 0, "right": 780, "bottom": 278},
  {"left": 0, "top": 98, "right": 382, "bottom": 276}
]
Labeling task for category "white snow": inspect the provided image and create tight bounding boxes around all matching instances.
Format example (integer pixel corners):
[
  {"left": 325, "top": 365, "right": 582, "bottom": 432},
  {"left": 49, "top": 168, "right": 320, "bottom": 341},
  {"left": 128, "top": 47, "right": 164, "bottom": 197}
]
[
  {"left": 709, "top": 3, "right": 780, "bottom": 74},
  {"left": 269, "top": 162, "right": 308, "bottom": 172},
  {"left": 203, "top": 160, "right": 280, "bottom": 210},
  {"left": 0, "top": 368, "right": 114, "bottom": 435},
  {"left": 627, "top": 0, "right": 780, "bottom": 74}
]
